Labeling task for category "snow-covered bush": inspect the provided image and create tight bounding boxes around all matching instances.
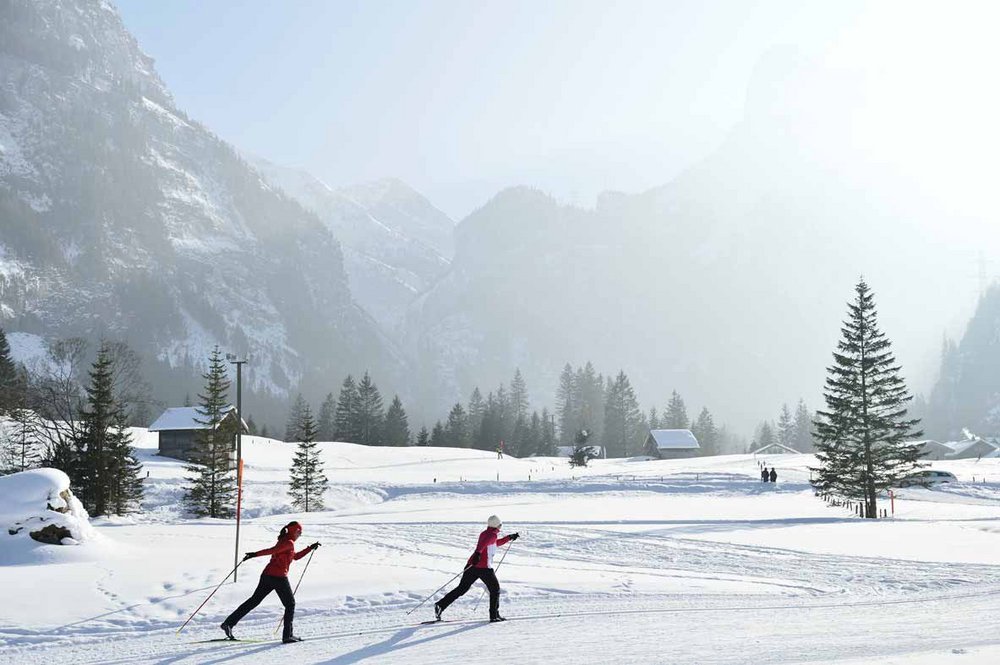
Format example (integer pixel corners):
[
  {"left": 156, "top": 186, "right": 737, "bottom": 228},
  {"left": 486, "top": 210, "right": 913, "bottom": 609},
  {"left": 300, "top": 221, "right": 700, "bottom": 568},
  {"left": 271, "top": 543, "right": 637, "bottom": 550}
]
[{"left": 1, "top": 468, "right": 95, "bottom": 545}]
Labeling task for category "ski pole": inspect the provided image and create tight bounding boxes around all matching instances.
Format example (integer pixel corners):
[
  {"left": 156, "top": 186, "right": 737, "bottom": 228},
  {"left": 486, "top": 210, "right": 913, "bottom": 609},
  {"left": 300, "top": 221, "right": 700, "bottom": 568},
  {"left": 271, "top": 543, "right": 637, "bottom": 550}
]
[
  {"left": 274, "top": 549, "right": 315, "bottom": 635},
  {"left": 406, "top": 563, "right": 474, "bottom": 616},
  {"left": 473, "top": 541, "right": 511, "bottom": 613},
  {"left": 177, "top": 559, "right": 245, "bottom": 634}
]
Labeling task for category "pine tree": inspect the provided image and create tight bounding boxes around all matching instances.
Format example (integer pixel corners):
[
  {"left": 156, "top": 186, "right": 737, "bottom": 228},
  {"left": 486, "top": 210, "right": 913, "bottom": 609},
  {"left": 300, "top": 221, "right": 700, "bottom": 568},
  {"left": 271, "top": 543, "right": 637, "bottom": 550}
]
[
  {"left": 317, "top": 392, "right": 336, "bottom": 441},
  {"left": 664, "top": 391, "right": 689, "bottom": 429},
  {"left": 354, "top": 372, "right": 384, "bottom": 445},
  {"left": 383, "top": 395, "right": 411, "bottom": 446},
  {"left": 468, "top": 387, "right": 486, "bottom": 443},
  {"left": 556, "top": 364, "right": 576, "bottom": 445},
  {"left": 288, "top": 403, "right": 328, "bottom": 512},
  {"left": 793, "top": 399, "right": 814, "bottom": 452},
  {"left": 74, "top": 342, "right": 119, "bottom": 516},
  {"left": 246, "top": 415, "right": 259, "bottom": 436},
  {"left": 184, "top": 347, "right": 237, "bottom": 519},
  {"left": 811, "top": 279, "right": 923, "bottom": 518},
  {"left": 604, "top": 371, "right": 643, "bottom": 458},
  {"left": 524, "top": 411, "right": 543, "bottom": 457},
  {"left": 430, "top": 421, "right": 446, "bottom": 447},
  {"left": 510, "top": 369, "right": 529, "bottom": 422},
  {"left": 692, "top": 407, "right": 718, "bottom": 456},
  {"left": 0, "top": 328, "right": 19, "bottom": 414},
  {"left": 777, "top": 404, "right": 794, "bottom": 449},
  {"left": 445, "top": 403, "right": 469, "bottom": 448},
  {"left": 756, "top": 421, "right": 776, "bottom": 448},
  {"left": 334, "top": 375, "right": 359, "bottom": 442},
  {"left": 285, "top": 393, "right": 308, "bottom": 442},
  {"left": 106, "top": 408, "right": 144, "bottom": 515},
  {"left": 648, "top": 407, "right": 660, "bottom": 431},
  {"left": 260, "top": 424, "right": 270, "bottom": 439},
  {"left": 538, "top": 408, "right": 557, "bottom": 456},
  {"left": 415, "top": 426, "right": 430, "bottom": 447}
]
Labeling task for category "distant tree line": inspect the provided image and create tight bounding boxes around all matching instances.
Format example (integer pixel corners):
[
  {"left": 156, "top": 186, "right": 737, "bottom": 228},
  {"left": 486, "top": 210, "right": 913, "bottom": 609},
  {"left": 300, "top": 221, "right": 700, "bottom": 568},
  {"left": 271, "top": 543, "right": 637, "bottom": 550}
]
[{"left": 751, "top": 400, "right": 816, "bottom": 453}]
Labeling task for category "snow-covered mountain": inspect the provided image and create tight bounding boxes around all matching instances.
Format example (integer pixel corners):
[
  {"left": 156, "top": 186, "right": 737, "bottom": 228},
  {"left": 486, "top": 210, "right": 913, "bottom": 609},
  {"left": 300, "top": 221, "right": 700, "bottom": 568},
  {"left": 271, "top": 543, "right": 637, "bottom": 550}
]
[
  {"left": 252, "top": 160, "right": 453, "bottom": 332},
  {"left": 0, "top": 0, "right": 396, "bottom": 420}
]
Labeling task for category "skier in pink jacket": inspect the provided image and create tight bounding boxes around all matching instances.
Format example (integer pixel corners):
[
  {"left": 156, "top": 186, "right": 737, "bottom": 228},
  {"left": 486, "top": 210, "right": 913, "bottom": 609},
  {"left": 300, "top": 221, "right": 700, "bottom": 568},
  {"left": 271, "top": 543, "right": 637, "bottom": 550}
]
[{"left": 435, "top": 515, "right": 519, "bottom": 622}]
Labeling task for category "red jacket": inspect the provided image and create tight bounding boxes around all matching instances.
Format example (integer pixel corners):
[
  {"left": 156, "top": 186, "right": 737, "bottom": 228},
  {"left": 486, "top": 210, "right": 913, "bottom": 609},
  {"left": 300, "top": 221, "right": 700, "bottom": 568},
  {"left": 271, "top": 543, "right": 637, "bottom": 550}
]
[
  {"left": 467, "top": 526, "right": 512, "bottom": 569},
  {"left": 253, "top": 538, "right": 312, "bottom": 577}
]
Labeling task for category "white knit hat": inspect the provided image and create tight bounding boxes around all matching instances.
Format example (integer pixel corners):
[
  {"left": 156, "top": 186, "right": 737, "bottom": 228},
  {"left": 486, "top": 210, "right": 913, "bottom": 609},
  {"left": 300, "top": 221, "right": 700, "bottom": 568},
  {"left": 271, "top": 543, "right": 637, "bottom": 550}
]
[{"left": 487, "top": 515, "right": 502, "bottom": 528}]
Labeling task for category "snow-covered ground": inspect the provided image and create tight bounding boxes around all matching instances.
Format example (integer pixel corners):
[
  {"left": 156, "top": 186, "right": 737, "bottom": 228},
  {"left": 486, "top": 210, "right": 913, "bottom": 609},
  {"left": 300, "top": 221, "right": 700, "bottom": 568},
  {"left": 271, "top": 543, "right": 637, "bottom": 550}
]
[{"left": 4, "top": 435, "right": 1000, "bottom": 664}]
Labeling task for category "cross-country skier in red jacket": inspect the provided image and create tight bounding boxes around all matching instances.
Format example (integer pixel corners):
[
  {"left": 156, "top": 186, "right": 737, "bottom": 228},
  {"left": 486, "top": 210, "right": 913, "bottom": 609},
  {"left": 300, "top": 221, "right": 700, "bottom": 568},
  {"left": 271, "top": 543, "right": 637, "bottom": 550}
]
[
  {"left": 434, "top": 515, "right": 519, "bottom": 622},
  {"left": 221, "top": 521, "right": 320, "bottom": 643}
]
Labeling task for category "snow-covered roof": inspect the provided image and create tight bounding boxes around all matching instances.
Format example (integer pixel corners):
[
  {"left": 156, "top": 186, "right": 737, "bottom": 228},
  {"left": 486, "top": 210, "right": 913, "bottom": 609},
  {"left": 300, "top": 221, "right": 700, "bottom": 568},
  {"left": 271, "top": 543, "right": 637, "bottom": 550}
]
[
  {"left": 148, "top": 406, "right": 246, "bottom": 432},
  {"left": 945, "top": 438, "right": 998, "bottom": 456},
  {"left": 648, "top": 429, "right": 700, "bottom": 450},
  {"left": 751, "top": 442, "right": 800, "bottom": 455}
]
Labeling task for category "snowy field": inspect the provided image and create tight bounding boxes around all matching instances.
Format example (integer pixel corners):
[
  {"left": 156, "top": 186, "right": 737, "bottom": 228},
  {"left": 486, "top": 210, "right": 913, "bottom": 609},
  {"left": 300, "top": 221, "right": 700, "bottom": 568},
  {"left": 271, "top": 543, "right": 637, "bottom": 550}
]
[{"left": 4, "top": 434, "right": 1000, "bottom": 664}]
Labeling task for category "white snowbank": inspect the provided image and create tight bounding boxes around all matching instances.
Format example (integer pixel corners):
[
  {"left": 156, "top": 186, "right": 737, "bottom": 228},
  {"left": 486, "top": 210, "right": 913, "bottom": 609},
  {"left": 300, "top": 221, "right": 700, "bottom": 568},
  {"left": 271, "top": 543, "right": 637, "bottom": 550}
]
[{"left": 1, "top": 468, "right": 95, "bottom": 546}]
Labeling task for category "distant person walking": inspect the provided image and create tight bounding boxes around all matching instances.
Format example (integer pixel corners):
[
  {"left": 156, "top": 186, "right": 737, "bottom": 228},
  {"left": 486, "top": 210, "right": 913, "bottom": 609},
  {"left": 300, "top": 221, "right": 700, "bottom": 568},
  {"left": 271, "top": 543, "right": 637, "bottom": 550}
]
[
  {"left": 761, "top": 467, "right": 769, "bottom": 483},
  {"left": 435, "top": 515, "right": 519, "bottom": 622},
  {"left": 769, "top": 468, "right": 777, "bottom": 483},
  {"left": 221, "top": 521, "right": 320, "bottom": 643},
  {"left": 497, "top": 440, "right": 504, "bottom": 460}
]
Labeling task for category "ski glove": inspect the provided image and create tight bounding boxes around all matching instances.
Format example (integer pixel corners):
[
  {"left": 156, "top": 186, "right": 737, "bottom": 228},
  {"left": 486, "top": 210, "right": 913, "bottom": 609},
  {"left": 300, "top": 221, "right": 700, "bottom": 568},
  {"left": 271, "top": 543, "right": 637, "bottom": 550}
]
[
  {"left": 243, "top": 552, "right": 257, "bottom": 561},
  {"left": 508, "top": 532, "right": 520, "bottom": 541},
  {"left": 310, "top": 542, "right": 321, "bottom": 551}
]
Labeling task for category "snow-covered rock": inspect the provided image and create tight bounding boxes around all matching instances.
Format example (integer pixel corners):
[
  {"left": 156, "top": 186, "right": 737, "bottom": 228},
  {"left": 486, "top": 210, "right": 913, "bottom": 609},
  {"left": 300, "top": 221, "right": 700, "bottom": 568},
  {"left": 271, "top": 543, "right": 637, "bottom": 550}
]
[{"left": 1, "top": 468, "right": 94, "bottom": 545}]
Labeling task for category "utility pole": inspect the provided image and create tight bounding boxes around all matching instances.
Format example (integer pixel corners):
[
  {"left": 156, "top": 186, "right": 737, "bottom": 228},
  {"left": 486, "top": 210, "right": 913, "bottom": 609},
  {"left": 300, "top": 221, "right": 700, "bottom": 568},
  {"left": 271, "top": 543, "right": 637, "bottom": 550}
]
[{"left": 226, "top": 354, "right": 248, "bottom": 582}]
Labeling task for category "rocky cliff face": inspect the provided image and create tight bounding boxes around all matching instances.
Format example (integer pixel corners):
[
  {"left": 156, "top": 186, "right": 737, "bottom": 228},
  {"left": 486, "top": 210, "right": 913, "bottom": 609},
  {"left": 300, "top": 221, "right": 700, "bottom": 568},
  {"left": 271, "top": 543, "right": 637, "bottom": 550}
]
[{"left": 0, "top": 0, "right": 396, "bottom": 419}]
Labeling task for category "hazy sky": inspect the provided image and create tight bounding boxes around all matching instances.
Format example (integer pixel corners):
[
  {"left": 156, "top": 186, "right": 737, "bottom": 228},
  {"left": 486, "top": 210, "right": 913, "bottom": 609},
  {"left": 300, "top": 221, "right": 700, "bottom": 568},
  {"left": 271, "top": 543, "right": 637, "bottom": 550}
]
[{"left": 117, "top": 0, "right": 867, "bottom": 219}]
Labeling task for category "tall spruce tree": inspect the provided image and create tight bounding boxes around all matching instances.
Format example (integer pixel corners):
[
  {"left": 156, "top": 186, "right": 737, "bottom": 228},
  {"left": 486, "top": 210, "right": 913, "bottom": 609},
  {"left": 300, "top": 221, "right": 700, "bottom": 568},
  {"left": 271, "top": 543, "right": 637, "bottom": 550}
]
[
  {"left": 0, "top": 328, "right": 19, "bottom": 414},
  {"left": 106, "top": 408, "right": 144, "bottom": 515},
  {"left": 285, "top": 393, "right": 308, "bottom": 442},
  {"left": 576, "top": 363, "right": 606, "bottom": 445},
  {"left": 74, "top": 342, "right": 118, "bottom": 516},
  {"left": 538, "top": 408, "right": 557, "bottom": 456},
  {"left": 184, "top": 347, "right": 237, "bottom": 519},
  {"left": 334, "top": 375, "right": 359, "bottom": 442},
  {"left": 445, "top": 403, "right": 470, "bottom": 448},
  {"left": 468, "top": 387, "right": 486, "bottom": 442},
  {"left": 288, "top": 402, "right": 328, "bottom": 512},
  {"left": 756, "top": 421, "right": 776, "bottom": 448},
  {"left": 811, "top": 279, "right": 923, "bottom": 518},
  {"left": 793, "top": 399, "right": 815, "bottom": 452},
  {"left": 603, "top": 371, "right": 643, "bottom": 457},
  {"left": 556, "top": 364, "right": 576, "bottom": 444},
  {"left": 664, "top": 391, "right": 689, "bottom": 429},
  {"left": 510, "top": 369, "right": 529, "bottom": 422},
  {"left": 317, "top": 392, "right": 337, "bottom": 441},
  {"left": 692, "top": 407, "right": 718, "bottom": 456},
  {"left": 430, "top": 421, "right": 446, "bottom": 447},
  {"left": 383, "top": 395, "right": 411, "bottom": 446},
  {"left": 777, "top": 404, "right": 795, "bottom": 449},
  {"left": 415, "top": 426, "right": 430, "bottom": 447},
  {"left": 354, "top": 372, "right": 384, "bottom": 445},
  {"left": 648, "top": 407, "right": 660, "bottom": 431}
]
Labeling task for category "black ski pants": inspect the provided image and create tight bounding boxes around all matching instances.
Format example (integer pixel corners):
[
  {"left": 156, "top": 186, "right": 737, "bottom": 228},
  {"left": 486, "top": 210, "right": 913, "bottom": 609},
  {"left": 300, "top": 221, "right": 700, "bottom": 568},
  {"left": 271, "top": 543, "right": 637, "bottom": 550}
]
[
  {"left": 224, "top": 574, "right": 295, "bottom": 639},
  {"left": 438, "top": 567, "right": 500, "bottom": 617}
]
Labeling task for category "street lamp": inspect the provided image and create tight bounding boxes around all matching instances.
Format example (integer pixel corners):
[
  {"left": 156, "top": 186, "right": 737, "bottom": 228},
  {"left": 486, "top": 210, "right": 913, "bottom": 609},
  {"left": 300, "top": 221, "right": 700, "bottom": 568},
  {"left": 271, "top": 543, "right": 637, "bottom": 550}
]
[{"left": 226, "top": 353, "right": 248, "bottom": 582}]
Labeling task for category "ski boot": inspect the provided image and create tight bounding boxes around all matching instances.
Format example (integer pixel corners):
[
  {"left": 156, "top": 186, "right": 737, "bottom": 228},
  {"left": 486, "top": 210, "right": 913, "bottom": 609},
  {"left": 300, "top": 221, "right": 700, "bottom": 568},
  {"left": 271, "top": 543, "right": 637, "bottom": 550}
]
[
  {"left": 490, "top": 614, "right": 507, "bottom": 623},
  {"left": 220, "top": 623, "right": 235, "bottom": 640},
  {"left": 283, "top": 635, "right": 304, "bottom": 644},
  {"left": 434, "top": 602, "right": 443, "bottom": 621}
]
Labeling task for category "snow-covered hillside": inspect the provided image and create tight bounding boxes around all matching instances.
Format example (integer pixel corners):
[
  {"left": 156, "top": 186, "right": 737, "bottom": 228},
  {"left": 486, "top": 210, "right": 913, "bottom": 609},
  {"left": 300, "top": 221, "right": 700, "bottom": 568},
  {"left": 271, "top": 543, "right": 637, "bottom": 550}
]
[{"left": 4, "top": 435, "right": 1000, "bottom": 663}]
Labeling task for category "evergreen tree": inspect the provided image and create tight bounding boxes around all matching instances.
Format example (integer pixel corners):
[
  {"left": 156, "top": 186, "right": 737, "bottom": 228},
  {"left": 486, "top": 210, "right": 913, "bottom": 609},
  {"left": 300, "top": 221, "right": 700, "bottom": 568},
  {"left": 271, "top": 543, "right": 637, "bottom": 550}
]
[
  {"left": 430, "top": 421, "right": 446, "bottom": 447},
  {"left": 415, "top": 426, "right": 430, "bottom": 447},
  {"left": 793, "top": 399, "right": 814, "bottom": 452},
  {"left": 383, "top": 395, "right": 411, "bottom": 446},
  {"left": 74, "top": 342, "right": 119, "bottom": 516},
  {"left": 777, "top": 403, "right": 794, "bottom": 449},
  {"left": 648, "top": 407, "right": 660, "bottom": 431},
  {"left": 6, "top": 407, "right": 40, "bottom": 473},
  {"left": 524, "top": 411, "right": 543, "bottom": 457},
  {"left": 444, "top": 403, "right": 470, "bottom": 448},
  {"left": 285, "top": 393, "right": 308, "bottom": 442},
  {"left": 603, "top": 371, "right": 643, "bottom": 457},
  {"left": 106, "top": 408, "right": 144, "bottom": 515},
  {"left": 317, "top": 392, "right": 337, "bottom": 441},
  {"left": 184, "top": 347, "right": 237, "bottom": 519},
  {"left": 354, "top": 372, "right": 385, "bottom": 445},
  {"left": 538, "top": 408, "right": 557, "bottom": 456},
  {"left": 288, "top": 403, "right": 328, "bottom": 512},
  {"left": 246, "top": 415, "right": 258, "bottom": 436},
  {"left": 569, "top": 428, "right": 598, "bottom": 467},
  {"left": 468, "top": 387, "right": 486, "bottom": 443},
  {"left": 334, "top": 375, "right": 359, "bottom": 442},
  {"left": 260, "top": 424, "right": 270, "bottom": 439},
  {"left": 509, "top": 415, "right": 529, "bottom": 457},
  {"left": 692, "top": 407, "right": 718, "bottom": 456},
  {"left": 556, "top": 364, "right": 576, "bottom": 445},
  {"left": 576, "top": 363, "right": 606, "bottom": 445},
  {"left": 811, "top": 279, "right": 923, "bottom": 518},
  {"left": 664, "top": 391, "right": 689, "bottom": 429},
  {"left": 756, "top": 421, "right": 776, "bottom": 448},
  {"left": 510, "top": 369, "right": 529, "bottom": 422},
  {"left": 0, "top": 328, "right": 19, "bottom": 414}
]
